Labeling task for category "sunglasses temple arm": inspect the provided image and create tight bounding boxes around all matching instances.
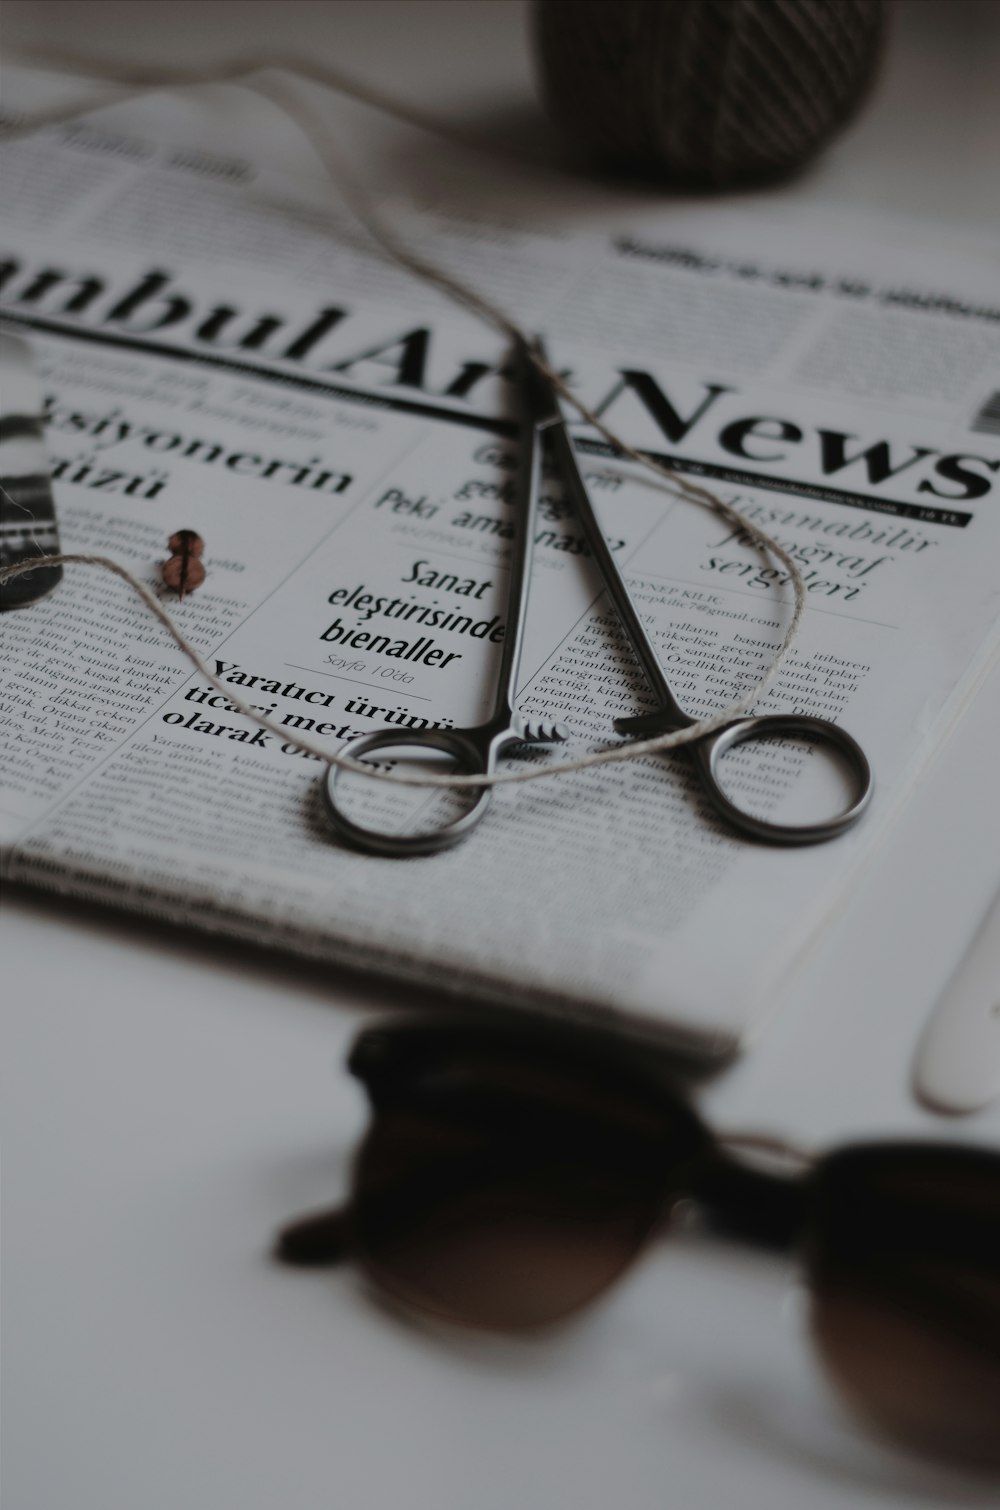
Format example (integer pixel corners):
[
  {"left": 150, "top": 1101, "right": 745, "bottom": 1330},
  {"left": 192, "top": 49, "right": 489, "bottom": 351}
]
[
  {"left": 690, "top": 1152, "right": 809, "bottom": 1252},
  {"left": 274, "top": 1202, "right": 357, "bottom": 1268}
]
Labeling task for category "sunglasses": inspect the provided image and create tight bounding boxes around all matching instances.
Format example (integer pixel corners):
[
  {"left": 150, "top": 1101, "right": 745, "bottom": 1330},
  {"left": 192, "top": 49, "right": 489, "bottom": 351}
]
[{"left": 274, "top": 1015, "right": 1000, "bottom": 1469}]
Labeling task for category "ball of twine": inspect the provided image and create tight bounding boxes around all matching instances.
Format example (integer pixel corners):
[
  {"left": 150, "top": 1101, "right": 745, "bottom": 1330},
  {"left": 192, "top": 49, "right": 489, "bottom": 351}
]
[{"left": 535, "top": 0, "right": 886, "bottom": 187}]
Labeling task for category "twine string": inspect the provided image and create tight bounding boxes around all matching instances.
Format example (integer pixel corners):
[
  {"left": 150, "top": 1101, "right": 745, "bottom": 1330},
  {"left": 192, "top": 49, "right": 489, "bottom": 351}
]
[
  {"left": 0, "top": 549, "right": 788, "bottom": 788},
  {"left": 0, "top": 55, "right": 809, "bottom": 792}
]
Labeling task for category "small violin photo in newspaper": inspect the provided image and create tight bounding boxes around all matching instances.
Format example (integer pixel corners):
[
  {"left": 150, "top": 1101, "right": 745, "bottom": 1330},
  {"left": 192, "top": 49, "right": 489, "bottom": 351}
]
[{"left": 0, "top": 329, "right": 61, "bottom": 610}]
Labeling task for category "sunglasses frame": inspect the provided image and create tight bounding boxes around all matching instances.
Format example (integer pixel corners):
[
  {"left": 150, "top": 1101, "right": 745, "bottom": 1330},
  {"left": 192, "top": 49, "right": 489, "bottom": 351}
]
[{"left": 275, "top": 1014, "right": 1000, "bottom": 1467}]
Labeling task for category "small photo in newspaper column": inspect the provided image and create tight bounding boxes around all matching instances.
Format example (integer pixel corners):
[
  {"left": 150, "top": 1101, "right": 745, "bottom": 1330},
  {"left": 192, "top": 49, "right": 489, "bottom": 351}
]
[{"left": 0, "top": 328, "right": 61, "bottom": 609}]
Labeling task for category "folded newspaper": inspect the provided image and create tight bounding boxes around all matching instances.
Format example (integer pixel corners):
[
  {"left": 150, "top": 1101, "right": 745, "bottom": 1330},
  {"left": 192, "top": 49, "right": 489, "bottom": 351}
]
[{"left": 2, "top": 72, "right": 999, "bottom": 1053}]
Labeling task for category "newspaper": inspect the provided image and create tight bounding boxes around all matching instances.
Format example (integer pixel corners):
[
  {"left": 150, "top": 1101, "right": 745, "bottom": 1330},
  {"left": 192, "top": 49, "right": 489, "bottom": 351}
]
[{"left": 2, "top": 75, "right": 999, "bottom": 1052}]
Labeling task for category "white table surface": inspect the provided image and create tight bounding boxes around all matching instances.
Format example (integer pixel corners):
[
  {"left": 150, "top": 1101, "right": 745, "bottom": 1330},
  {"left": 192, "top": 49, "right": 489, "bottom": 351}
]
[{"left": 4, "top": 5, "right": 1000, "bottom": 1508}]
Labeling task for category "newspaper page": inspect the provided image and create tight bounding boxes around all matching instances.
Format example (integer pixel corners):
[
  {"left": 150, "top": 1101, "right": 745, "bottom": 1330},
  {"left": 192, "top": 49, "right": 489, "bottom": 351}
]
[{"left": 2, "top": 84, "right": 999, "bottom": 1052}]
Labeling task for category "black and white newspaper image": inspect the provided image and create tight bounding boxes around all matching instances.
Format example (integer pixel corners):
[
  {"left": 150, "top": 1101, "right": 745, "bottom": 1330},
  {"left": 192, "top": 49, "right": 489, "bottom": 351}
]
[{"left": 2, "top": 75, "right": 999, "bottom": 1049}]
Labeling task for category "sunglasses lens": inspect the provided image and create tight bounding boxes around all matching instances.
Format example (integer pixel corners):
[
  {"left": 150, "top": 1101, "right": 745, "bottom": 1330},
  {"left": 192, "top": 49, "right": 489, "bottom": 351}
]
[
  {"left": 347, "top": 1028, "right": 705, "bottom": 1330},
  {"left": 352, "top": 1111, "right": 658, "bottom": 1328},
  {"left": 807, "top": 1146, "right": 1000, "bottom": 1467}
]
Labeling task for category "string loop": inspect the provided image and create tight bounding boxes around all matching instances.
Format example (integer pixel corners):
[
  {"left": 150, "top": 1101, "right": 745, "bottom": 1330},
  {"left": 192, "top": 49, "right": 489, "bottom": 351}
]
[{"left": 0, "top": 55, "right": 810, "bottom": 793}]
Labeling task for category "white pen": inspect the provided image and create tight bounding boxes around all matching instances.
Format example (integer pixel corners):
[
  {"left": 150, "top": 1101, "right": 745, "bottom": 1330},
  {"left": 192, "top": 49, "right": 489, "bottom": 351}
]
[{"left": 913, "top": 881, "right": 1000, "bottom": 1115}]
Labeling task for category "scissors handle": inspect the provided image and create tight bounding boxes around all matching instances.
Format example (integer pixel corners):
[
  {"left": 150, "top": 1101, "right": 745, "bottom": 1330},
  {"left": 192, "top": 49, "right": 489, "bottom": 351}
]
[
  {"left": 692, "top": 713, "right": 873, "bottom": 844},
  {"left": 322, "top": 340, "right": 573, "bottom": 860},
  {"left": 531, "top": 350, "right": 874, "bottom": 846},
  {"left": 323, "top": 728, "right": 494, "bottom": 857}
]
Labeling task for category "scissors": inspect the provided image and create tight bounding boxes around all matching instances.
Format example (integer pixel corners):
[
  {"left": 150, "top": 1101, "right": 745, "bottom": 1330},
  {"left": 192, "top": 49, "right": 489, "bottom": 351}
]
[{"left": 323, "top": 338, "right": 873, "bottom": 856}]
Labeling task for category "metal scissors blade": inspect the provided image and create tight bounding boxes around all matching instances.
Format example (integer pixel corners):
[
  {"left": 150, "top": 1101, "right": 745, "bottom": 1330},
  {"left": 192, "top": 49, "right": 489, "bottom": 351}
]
[
  {"left": 322, "top": 338, "right": 569, "bottom": 856},
  {"left": 532, "top": 342, "right": 873, "bottom": 843}
]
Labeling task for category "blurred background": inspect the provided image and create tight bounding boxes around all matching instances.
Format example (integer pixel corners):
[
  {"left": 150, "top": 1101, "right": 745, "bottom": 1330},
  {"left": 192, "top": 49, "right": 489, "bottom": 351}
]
[{"left": 4, "top": 0, "right": 1000, "bottom": 230}]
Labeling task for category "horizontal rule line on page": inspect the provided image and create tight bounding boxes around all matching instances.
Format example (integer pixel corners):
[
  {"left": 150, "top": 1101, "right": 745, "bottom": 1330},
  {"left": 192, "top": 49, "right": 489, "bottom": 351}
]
[
  {"left": 283, "top": 663, "right": 432, "bottom": 700},
  {"left": 0, "top": 311, "right": 515, "bottom": 437},
  {"left": 391, "top": 539, "right": 502, "bottom": 571},
  {"left": 574, "top": 438, "right": 973, "bottom": 527}
]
